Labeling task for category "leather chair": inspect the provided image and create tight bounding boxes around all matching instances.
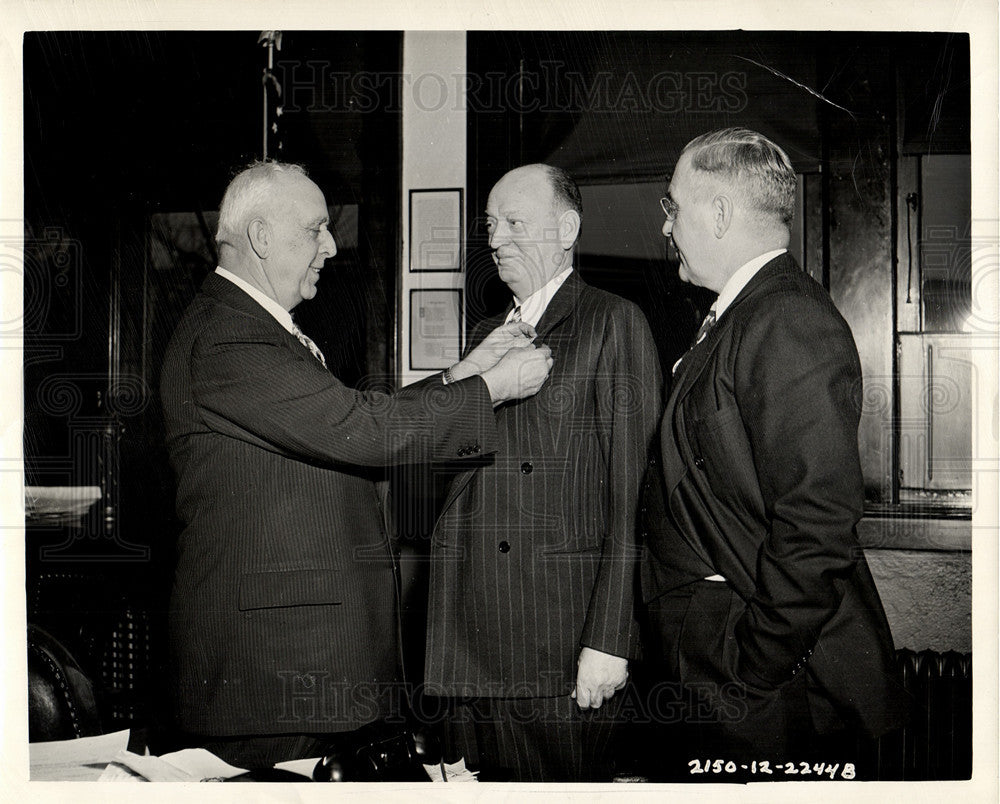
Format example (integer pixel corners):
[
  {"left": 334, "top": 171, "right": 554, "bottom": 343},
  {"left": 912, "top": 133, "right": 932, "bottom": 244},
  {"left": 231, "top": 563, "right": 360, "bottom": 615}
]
[{"left": 28, "top": 623, "right": 102, "bottom": 741}]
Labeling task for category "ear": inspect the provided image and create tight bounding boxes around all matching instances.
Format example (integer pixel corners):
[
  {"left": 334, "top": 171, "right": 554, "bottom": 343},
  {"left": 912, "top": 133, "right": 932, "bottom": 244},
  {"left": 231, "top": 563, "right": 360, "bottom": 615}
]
[
  {"left": 247, "top": 218, "right": 270, "bottom": 259},
  {"left": 712, "top": 194, "right": 733, "bottom": 239},
  {"left": 558, "top": 209, "right": 581, "bottom": 250}
]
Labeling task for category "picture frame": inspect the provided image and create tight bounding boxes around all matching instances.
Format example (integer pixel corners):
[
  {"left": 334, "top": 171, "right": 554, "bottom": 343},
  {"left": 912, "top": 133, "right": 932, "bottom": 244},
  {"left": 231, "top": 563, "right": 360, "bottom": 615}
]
[
  {"left": 408, "top": 188, "right": 463, "bottom": 272},
  {"left": 409, "top": 288, "right": 463, "bottom": 370}
]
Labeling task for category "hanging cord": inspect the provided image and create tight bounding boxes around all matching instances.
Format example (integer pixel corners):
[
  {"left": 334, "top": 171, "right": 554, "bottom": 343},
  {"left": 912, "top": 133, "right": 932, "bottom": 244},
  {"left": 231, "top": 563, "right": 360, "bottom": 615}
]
[
  {"left": 905, "top": 192, "right": 919, "bottom": 303},
  {"left": 259, "top": 31, "right": 283, "bottom": 160}
]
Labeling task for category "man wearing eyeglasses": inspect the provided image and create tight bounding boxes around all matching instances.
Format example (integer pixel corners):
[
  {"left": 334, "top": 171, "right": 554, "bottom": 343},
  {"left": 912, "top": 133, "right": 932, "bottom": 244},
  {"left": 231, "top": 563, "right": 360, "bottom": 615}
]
[{"left": 639, "top": 128, "right": 906, "bottom": 779}]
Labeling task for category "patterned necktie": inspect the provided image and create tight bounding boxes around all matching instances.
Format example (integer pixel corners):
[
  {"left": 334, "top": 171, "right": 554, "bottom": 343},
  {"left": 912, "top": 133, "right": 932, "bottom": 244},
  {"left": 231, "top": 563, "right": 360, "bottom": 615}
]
[
  {"left": 290, "top": 322, "right": 327, "bottom": 369},
  {"left": 692, "top": 307, "right": 717, "bottom": 345},
  {"left": 672, "top": 306, "right": 717, "bottom": 376},
  {"left": 509, "top": 305, "right": 522, "bottom": 324}
]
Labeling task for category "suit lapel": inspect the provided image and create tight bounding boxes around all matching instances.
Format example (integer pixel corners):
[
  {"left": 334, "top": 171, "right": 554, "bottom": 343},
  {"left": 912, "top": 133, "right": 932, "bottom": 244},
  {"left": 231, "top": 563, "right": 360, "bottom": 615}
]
[
  {"left": 533, "top": 270, "right": 583, "bottom": 340},
  {"left": 658, "top": 254, "right": 797, "bottom": 573},
  {"left": 668, "top": 254, "right": 795, "bottom": 408},
  {"left": 435, "top": 272, "right": 585, "bottom": 526}
]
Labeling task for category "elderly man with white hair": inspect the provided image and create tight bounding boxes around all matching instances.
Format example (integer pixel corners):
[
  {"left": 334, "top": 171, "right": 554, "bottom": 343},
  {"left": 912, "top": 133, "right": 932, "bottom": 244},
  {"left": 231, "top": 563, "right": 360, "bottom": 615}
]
[{"left": 160, "top": 161, "right": 552, "bottom": 767}]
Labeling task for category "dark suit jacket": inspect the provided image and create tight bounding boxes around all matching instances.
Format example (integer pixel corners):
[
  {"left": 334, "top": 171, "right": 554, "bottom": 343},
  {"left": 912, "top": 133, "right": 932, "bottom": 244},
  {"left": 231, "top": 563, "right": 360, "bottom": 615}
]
[
  {"left": 424, "top": 272, "right": 662, "bottom": 698},
  {"left": 160, "top": 272, "right": 498, "bottom": 736},
  {"left": 641, "top": 254, "right": 907, "bottom": 738}
]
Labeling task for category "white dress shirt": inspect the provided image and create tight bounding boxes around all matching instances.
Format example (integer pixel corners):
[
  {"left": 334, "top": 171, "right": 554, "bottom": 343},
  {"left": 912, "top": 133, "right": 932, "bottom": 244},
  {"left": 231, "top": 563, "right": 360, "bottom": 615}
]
[
  {"left": 504, "top": 266, "right": 574, "bottom": 326},
  {"left": 713, "top": 249, "right": 787, "bottom": 321}
]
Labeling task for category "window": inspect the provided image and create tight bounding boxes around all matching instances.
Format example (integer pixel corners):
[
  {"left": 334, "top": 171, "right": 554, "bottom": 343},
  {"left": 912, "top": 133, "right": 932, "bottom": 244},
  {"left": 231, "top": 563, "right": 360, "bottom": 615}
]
[{"left": 896, "top": 155, "right": 973, "bottom": 507}]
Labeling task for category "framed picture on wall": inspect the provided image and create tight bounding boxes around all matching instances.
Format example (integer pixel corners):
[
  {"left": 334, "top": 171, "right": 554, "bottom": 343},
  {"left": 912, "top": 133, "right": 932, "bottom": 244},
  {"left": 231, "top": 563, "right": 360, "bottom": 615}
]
[
  {"left": 409, "top": 289, "right": 463, "bottom": 370},
  {"left": 409, "top": 188, "right": 463, "bottom": 272}
]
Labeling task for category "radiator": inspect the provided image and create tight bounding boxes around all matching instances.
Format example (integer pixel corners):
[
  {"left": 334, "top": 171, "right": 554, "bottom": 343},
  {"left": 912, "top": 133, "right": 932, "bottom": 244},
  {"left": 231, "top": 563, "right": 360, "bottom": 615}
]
[{"left": 870, "top": 649, "right": 973, "bottom": 780}]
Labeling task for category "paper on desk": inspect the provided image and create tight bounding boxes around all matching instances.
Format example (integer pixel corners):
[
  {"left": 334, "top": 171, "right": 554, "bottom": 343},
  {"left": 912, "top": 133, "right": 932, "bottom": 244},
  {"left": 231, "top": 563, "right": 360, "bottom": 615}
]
[
  {"left": 29, "top": 729, "right": 130, "bottom": 781},
  {"left": 100, "top": 748, "right": 249, "bottom": 781},
  {"left": 422, "top": 758, "right": 478, "bottom": 782},
  {"left": 274, "top": 756, "right": 322, "bottom": 779}
]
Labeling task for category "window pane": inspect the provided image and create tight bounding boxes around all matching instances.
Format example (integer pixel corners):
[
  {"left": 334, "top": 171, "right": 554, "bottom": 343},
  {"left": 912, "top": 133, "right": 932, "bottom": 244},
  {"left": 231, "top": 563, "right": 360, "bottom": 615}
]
[{"left": 921, "top": 155, "right": 971, "bottom": 332}]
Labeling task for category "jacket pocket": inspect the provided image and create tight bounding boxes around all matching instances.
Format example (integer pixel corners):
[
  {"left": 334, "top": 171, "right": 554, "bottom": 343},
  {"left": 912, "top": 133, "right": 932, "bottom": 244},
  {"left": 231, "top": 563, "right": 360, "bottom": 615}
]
[
  {"left": 690, "top": 404, "right": 766, "bottom": 519},
  {"left": 237, "top": 569, "right": 342, "bottom": 610}
]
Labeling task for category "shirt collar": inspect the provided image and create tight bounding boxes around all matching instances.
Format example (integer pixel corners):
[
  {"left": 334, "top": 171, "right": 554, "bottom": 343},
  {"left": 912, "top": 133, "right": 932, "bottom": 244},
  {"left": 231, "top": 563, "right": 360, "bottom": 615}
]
[
  {"left": 215, "top": 266, "right": 295, "bottom": 334},
  {"left": 506, "top": 266, "right": 574, "bottom": 327},
  {"left": 713, "top": 249, "right": 787, "bottom": 319}
]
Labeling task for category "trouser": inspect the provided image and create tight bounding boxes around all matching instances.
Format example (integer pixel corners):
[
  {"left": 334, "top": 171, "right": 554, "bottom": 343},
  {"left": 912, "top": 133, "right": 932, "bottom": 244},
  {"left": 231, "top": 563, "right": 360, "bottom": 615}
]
[
  {"left": 642, "top": 581, "right": 869, "bottom": 782},
  {"left": 441, "top": 693, "right": 622, "bottom": 782}
]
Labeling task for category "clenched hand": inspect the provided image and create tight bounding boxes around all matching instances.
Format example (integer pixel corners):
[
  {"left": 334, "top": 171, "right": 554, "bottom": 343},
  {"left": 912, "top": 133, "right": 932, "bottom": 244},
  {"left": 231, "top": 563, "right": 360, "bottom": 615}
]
[{"left": 572, "top": 647, "right": 628, "bottom": 709}]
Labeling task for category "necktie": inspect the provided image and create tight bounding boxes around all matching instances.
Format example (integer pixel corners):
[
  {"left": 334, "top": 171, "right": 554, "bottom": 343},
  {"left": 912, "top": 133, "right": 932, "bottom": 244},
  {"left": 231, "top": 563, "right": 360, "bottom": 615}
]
[
  {"left": 692, "top": 307, "right": 717, "bottom": 345},
  {"left": 672, "top": 306, "right": 717, "bottom": 376},
  {"left": 290, "top": 323, "right": 327, "bottom": 369},
  {"left": 509, "top": 305, "right": 522, "bottom": 324}
]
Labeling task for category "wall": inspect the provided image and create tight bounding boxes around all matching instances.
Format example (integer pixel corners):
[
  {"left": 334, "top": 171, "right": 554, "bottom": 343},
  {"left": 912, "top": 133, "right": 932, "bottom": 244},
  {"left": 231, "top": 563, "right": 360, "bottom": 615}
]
[
  {"left": 399, "top": 32, "right": 467, "bottom": 387},
  {"left": 400, "top": 32, "right": 979, "bottom": 659},
  {"left": 868, "top": 549, "right": 971, "bottom": 652},
  {"left": 860, "top": 517, "right": 972, "bottom": 652}
]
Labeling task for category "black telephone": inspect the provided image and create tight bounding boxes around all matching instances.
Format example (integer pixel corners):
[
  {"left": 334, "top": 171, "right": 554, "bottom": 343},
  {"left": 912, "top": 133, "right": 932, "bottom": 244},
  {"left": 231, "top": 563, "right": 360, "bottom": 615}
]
[{"left": 312, "top": 721, "right": 441, "bottom": 782}]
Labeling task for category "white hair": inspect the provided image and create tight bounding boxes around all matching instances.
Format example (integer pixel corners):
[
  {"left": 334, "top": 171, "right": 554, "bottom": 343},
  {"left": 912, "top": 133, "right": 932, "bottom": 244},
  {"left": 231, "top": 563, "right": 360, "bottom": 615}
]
[{"left": 215, "top": 161, "right": 308, "bottom": 245}]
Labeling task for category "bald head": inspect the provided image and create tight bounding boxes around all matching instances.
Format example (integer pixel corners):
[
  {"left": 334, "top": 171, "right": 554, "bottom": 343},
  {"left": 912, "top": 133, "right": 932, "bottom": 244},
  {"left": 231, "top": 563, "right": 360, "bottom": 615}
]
[
  {"left": 485, "top": 164, "right": 582, "bottom": 300},
  {"left": 497, "top": 164, "right": 583, "bottom": 219}
]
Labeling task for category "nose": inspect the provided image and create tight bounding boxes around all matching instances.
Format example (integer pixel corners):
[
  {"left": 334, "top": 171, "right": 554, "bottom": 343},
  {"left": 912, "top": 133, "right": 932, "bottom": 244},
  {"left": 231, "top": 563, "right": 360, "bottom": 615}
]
[
  {"left": 322, "top": 228, "right": 337, "bottom": 259},
  {"left": 488, "top": 221, "right": 508, "bottom": 250}
]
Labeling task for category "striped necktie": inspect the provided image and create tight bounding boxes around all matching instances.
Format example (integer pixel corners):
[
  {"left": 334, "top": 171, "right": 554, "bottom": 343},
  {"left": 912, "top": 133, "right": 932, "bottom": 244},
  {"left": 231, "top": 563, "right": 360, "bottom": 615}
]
[
  {"left": 508, "top": 305, "right": 522, "bottom": 324},
  {"left": 290, "top": 323, "right": 327, "bottom": 369},
  {"left": 672, "top": 306, "right": 717, "bottom": 376},
  {"left": 692, "top": 307, "right": 717, "bottom": 345}
]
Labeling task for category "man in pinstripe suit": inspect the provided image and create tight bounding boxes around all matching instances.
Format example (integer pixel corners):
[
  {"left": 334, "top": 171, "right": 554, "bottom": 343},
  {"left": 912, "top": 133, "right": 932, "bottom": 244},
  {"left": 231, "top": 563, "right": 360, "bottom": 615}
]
[
  {"left": 160, "top": 162, "right": 552, "bottom": 767},
  {"left": 423, "top": 164, "right": 662, "bottom": 781}
]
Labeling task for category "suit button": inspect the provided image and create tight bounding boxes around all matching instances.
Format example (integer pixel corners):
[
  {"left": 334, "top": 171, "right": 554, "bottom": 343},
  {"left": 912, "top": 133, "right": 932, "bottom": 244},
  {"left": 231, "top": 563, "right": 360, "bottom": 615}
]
[
  {"left": 457, "top": 447, "right": 466, "bottom": 456},
  {"left": 520, "top": 462, "right": 533, "bottom": 474},
  {"left": 473, "top": 445, "right": 481, "bottom": 454},
  {"left": 498, "top": 541, "right": 511, "bottom": 553},
  {"left": 693, "top": 456, "right": 705, "bottom": 469}
]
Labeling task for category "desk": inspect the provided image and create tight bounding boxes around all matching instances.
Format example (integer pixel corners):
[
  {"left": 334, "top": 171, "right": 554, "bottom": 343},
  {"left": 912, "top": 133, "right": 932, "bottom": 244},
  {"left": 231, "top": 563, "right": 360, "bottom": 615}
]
[
  {"left": 29, "top": 730, "right": 318, "bottom": 782},
  {"left": 29, "top": 729, "right": 129, "bottom": 781}
]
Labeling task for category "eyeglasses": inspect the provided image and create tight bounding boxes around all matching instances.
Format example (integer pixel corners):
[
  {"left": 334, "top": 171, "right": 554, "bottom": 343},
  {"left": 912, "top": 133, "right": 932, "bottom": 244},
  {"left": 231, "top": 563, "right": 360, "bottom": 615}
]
[{"left": 659, "top": 195, "right": 679, "bottom": 222}]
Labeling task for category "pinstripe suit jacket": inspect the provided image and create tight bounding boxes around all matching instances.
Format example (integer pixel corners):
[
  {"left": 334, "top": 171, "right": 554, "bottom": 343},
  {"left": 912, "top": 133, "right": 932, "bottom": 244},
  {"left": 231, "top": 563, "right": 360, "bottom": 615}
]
[
  {"left": 160, "top": 272, "right": 498, "bottom": 736},
  {"left": 424, "top": 272, "right": 662, "bottom": 698}
]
